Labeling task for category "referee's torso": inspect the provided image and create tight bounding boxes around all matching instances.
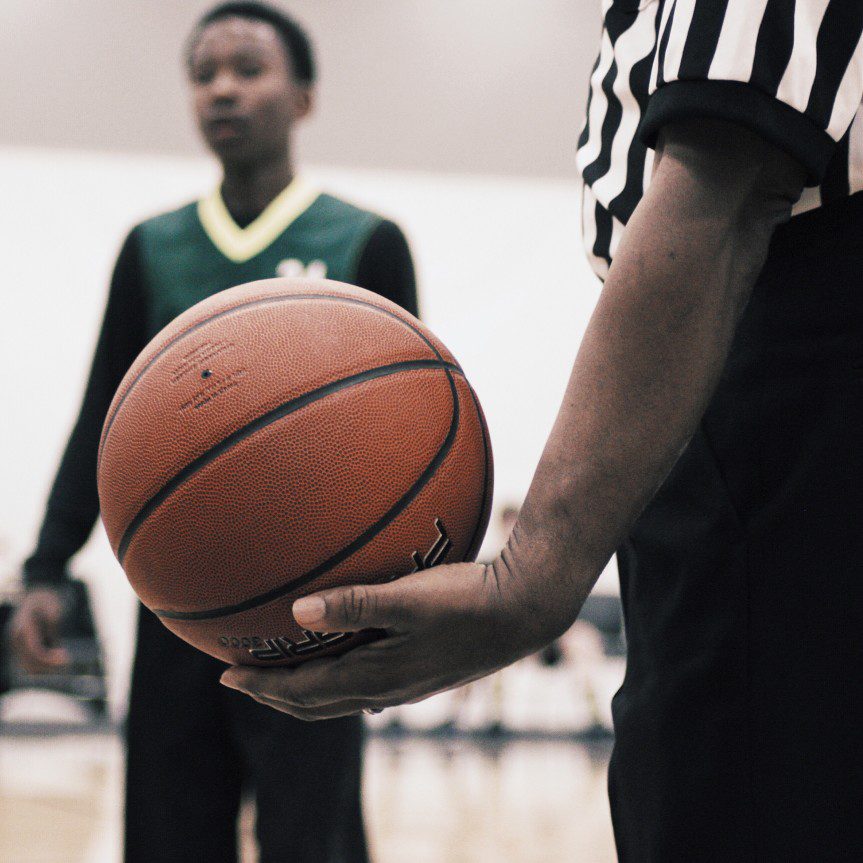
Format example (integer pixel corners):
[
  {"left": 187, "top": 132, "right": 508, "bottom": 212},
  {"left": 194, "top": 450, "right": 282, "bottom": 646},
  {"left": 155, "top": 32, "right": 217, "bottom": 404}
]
[{"left": 577, "top": 4, "right": 863, "bottom": 862}]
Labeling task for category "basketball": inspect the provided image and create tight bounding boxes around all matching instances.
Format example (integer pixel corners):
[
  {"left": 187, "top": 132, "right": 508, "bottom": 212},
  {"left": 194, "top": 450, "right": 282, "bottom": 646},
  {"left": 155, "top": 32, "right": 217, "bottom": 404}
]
[{"left": 96, "top": 278, "right": 493, "bottom": 666}]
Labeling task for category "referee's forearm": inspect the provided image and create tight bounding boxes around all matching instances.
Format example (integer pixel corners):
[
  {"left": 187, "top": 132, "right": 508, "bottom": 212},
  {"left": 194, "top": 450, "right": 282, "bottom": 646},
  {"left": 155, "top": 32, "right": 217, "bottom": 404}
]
[{"left": 497, "top": 121, "right": 805, "bottom": 637}]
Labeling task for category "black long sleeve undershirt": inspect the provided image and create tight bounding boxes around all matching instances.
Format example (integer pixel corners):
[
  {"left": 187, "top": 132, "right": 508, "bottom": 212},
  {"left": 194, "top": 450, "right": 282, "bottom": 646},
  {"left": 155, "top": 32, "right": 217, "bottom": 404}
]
[
  {"left": 23, "top": 219, "right": 418, "bottom": 586},
  {"left": 354, "top": 219, "right": 419, "bottom": 318},
  {"left": 23, "top": 229, "right": 147, "bottom": 586}
]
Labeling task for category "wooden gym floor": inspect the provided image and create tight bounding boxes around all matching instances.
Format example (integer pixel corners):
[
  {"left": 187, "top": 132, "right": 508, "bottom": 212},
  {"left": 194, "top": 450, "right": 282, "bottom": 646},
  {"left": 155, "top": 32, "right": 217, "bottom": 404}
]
[{"left": 0, "top": 730, "right": 616, "bottom": 862}]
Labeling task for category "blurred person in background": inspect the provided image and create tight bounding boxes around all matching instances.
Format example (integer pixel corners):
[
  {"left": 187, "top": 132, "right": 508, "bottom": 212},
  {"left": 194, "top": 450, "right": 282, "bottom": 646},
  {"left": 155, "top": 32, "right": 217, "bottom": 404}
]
[{"left": 10, "top": 3, "right": 416, "bottom": 861}]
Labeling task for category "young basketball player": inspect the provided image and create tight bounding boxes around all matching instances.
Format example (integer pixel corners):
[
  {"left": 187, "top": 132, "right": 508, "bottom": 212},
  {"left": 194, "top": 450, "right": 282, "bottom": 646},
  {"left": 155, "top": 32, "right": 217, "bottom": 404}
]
[{"left": 10, "top": 3, "right": 416, "bottom": 861}]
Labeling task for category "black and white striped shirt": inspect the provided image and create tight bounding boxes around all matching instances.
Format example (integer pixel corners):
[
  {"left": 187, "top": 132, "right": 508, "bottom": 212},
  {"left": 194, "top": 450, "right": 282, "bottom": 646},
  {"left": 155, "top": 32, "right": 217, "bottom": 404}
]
[{"left": 577, "top": 0, "right": 863, "bottom": 279}]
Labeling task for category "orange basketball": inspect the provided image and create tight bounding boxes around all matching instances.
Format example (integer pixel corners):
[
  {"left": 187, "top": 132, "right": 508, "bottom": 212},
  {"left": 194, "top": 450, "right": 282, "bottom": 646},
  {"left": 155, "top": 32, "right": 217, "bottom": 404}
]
[{"left": 97, "top": 278, "right": 492, "bottom": 666}]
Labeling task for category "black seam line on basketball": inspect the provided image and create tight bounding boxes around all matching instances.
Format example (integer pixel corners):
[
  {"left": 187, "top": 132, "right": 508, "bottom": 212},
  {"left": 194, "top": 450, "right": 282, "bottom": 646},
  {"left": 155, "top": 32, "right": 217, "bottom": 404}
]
[
  {"left": 116, "top": 358, "right": 461, "bottom": 565},
  {"left": 463, "top": 383, "right": 491, "bottom": 563},
  {"left": 98, "top": 290, "right": 454, "bottom": 469},
  {"left": 151, "top": 367, "right": 460, "bottom": 621}
]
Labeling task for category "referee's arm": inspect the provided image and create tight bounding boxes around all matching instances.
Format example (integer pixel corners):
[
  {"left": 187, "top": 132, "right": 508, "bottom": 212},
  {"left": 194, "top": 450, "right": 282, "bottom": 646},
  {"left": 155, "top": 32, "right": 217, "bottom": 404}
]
[
  {"left": 493, "top": 4, "right": 863, "bottom": 647},
  {"left": 504, "top": 118, "right": 807, "bottom": 636},
  {"left": 222, "top": 120, "right": 810, "bottom": 718}
]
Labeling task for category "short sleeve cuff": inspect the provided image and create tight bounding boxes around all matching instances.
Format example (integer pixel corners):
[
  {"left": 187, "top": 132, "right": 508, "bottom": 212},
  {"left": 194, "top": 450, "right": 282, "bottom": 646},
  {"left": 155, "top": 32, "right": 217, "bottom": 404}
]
[{"left": 640, "top": 80, "right": 837, "bottom": 185}]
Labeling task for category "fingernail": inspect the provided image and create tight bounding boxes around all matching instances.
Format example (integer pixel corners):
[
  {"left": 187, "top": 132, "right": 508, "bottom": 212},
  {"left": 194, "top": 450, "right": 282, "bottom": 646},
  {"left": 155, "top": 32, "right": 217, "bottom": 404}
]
[
  {"left": 293, "top": 595, "right": 326, "bottom": 626},
  {"left": 220, "top": 673, "right": 242, "bottom": 691}
]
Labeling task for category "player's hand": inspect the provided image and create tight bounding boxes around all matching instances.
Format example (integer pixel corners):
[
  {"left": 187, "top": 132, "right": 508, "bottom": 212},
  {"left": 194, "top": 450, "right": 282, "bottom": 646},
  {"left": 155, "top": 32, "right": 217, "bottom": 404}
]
[
  {"left": 9, "top": 587, "right": 70, "bottom": 673},
  {"left": 221, "top": 559, "right": 566, "bottom": 720}
]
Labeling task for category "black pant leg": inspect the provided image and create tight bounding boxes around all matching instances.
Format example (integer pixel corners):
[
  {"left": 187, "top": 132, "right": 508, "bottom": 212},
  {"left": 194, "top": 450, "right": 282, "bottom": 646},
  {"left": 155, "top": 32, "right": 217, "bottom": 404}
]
[
  {"left": 609, "top": 428, "right": 752, "bottom": 863},
  {"left": 225, "top": 689, "right": 369, "bottom": 863},
  {"left": 124, "top": 605, "right": 243, "bottom": 863},
  {"left": 609, "top": 197, "right": 863, "bottom": 862}
]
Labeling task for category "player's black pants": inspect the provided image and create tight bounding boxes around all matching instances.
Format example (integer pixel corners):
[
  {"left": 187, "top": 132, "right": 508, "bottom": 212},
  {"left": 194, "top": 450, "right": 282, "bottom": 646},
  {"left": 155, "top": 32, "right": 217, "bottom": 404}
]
[
  {"left": 610, "top": 193, "right": 863, "bottom": 862},
  {"left": 124, "top": 605, "right": 369, "bottom": 863}
]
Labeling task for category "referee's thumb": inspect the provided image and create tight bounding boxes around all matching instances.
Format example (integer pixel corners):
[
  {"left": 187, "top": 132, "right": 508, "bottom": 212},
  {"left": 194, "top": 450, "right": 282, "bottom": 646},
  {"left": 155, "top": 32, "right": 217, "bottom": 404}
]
[{"left": 292, "top": 583, "right": 401, "bottom": 632}]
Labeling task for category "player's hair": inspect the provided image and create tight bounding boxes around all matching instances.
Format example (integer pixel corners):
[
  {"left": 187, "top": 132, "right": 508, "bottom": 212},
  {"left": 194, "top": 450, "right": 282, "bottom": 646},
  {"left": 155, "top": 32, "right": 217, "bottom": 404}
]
[{"left": 187, "top": 1, "right": 316, "bottom": 85}]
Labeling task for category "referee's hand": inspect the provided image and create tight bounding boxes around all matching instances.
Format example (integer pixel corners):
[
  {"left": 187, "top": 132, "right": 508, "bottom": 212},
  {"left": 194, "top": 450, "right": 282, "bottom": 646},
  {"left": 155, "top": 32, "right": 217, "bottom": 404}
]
[
  {"left": 220, "top": 560, "right": 561, "bottom": 721},
  {"left": 10, "top": 588, "right": 70, "bottom": 673}
]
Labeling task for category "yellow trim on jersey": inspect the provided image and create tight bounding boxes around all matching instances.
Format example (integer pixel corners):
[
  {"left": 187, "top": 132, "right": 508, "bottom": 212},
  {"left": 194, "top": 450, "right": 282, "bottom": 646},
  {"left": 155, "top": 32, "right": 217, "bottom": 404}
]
[{"left": 197, "top": 176, "right": 320, "bottom": 263}]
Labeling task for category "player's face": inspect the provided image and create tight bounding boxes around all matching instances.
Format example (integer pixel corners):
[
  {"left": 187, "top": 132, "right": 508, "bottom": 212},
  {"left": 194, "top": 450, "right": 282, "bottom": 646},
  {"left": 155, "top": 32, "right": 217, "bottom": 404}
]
[{"left": 188, "top": 17, "right": 312, "bottom": 167}]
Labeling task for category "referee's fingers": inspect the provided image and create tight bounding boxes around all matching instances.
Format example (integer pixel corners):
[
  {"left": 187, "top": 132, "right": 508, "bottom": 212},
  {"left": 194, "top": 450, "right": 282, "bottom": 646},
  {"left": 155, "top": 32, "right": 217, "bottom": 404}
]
[
  {"left": 240, "top": 690, "right": 374, "bottom": 721},
  {"left": 222, "top": 643, "right": 404, "bottom": 710},
  {"left": 292, "top": 581, "right": 408, "bottom": 633},
  {"left": 222, "top": 654, "right": 359, "bottom": 707}
]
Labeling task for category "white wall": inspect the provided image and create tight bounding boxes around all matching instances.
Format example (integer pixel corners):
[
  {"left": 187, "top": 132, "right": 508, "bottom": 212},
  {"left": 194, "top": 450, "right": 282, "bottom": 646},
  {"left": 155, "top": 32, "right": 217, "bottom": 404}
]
[
  {"left": 3, "top": 0, "right": 600, "bottom": 178},
  {"left": 0, "top": 146, "right": 614, "bottom": 714}
]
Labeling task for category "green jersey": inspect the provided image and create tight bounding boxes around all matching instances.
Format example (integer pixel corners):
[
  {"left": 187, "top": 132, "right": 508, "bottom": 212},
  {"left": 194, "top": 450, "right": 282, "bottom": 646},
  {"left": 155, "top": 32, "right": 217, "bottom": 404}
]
[
  {"left": 24, "top": 179, "right": 417, "bottom": 585},
  {"left": 141, "top": 177, "right": 399, "bottom": 335}
]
